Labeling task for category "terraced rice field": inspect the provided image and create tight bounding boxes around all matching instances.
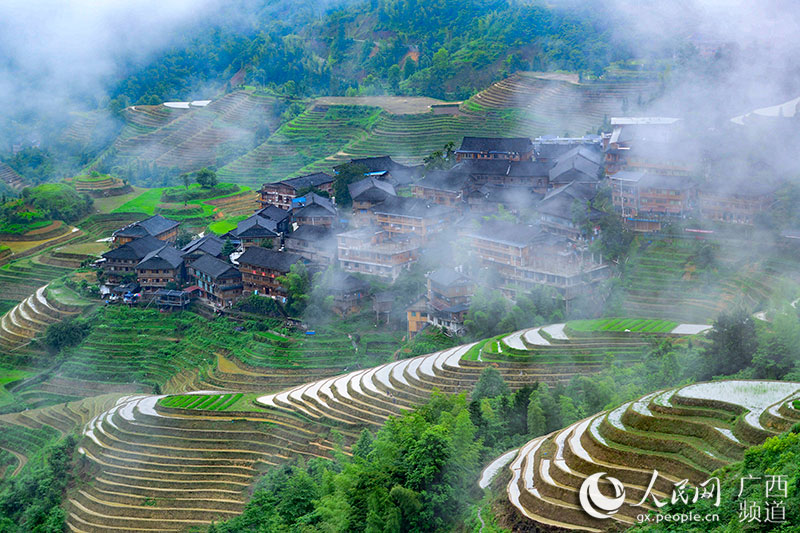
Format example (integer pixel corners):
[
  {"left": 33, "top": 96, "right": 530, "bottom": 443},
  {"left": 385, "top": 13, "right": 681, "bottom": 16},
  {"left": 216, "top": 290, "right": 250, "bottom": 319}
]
[
  {"left": 71, "top": 174, "right": 131, "bottom": 197},
  {"left": 21, "top": 308, "right": 400, "bottom": 411},
  {"left": 159, "top": 393, "right": 243, "bottom": 411},
  {"left": 60, "top": 111, "right": 107, "bottom": 147},
  {"left": 462, "top": 71, "right": 660, "bottom": 135},
  {"left": 0, "top": 282, "right": 93, "bottom": 354},
  {"left": 105, "top": 91, "right": 280, "bottom": 175},
  {"left": 566, "top": 318, "right": 678, "bottom": 334},
  {"left": 492, "top": 380, "right": 800, "bottom": 532},
  {"left": 0, "top": 393, "right": 126, "bottom": 480},
  {"left": 0, "top": 161, "right": 25, "bottom": 190},
  {"left": 463, "top": 320, "right": 706, "bottom": 369},
  {"left": 619, "top": 240, "right": 794, "bottom": 323},
  {"left": 65, "top": 324, "right": 716, "bottom": 532},
  {"left": 218, "top": 105, "right": 381, "bottom": 185},
  {"left": 0, "top": 257, "right": 73, "bottom": 303}
]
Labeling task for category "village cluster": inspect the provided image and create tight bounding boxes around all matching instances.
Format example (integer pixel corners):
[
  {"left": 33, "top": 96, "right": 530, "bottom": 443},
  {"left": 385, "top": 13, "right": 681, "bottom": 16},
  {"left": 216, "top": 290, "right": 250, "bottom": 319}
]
[{"left": 98, "top": 117, "right": 780, "bottom": 336}]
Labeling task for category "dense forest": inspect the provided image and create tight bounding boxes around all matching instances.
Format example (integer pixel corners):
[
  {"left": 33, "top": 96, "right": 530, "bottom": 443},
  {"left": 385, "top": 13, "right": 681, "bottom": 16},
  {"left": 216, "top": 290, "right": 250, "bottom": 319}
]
[{"left": 110, "top": 0, "right": 631, "bottom": 106}]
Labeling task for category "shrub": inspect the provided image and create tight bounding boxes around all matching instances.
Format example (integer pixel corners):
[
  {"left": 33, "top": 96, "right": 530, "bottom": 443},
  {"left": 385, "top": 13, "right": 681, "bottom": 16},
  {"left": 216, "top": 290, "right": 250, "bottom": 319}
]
[{"left": 44, "top": 318, "right": 92, "bottom": 351}]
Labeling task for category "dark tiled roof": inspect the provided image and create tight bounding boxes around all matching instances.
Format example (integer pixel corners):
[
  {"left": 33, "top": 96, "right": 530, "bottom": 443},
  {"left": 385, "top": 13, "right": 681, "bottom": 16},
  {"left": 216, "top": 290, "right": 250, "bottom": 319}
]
[
  {"left": 556, "top": 145, "right": 604, "bottom": 165},
  {"left": 457, "top": 137, "right": 533, "bottom": 154},
  {"left": 238, "top": 247, "right": 305, "bottom": 272},
  {"left": 136, "top": 244, "right": 184, "bottom": 270},
  {"left": 465, "top": 220, "right": 545, "bottom": 247},
  {"left": 326, "top": 271, "right": 370, "bottom": 293},
  {"left": 473, "top": 184, "right": 544, "bottom": 208},
  {"left": 345, "top": 156, "right": 407, "bottom": 172},
  {"left": 543, "top": 182, "right": 597, "bottom": 203},
  {"left": 103, "top": 235, "right": 165, "bottom": 261},
  {"left": 181, "top": 234, "right": 223, "bottom": 257},
  {"left": 190, "top": 254, "right": 240, "bottom": 279},
  {"left": 286, "top": 224, "right": 335, "bottom": 243},
  {"left": 613, "top": 171, "right": 695, "bottom": 190},
  {"left": 294, "top": 203, "right": 337, "bottom": 218},
  {"left": 428, "top": 268, "right": 472, "bottom": 288},
  {"left": 232, "top": 215, "right": 279, "bottom": 238},
  {"left": 276, "top": 172, "right": 334, "bottom": 191},
  {"left": 371, "top": 196, "right": 455, "bottom": 219},
  {"left": 293, "top": 193, "right": 336, "bottom": 217},
  {"left": 254, "top": 205, "right": 291, "bottom": 223},
  {"left": 549, "top": 154, "right": 602, "bottom": 183},
  {"left": 638, "top": 173, "right": 695, "bottom": 190},
  {"left": 506, "top": 160, "right": 553, "bottom": 177},
  {"left": 348, "top": 177, "right": 396, "bottom": 202},
  {"left": 417, "top": 170, "right": 471, "bottom": 192},
  {"left": 114, "top": 215, "right": 179, "bottom": 238},
  {"left": 457, "top": 159, "right": 511, "bottom": 175}
]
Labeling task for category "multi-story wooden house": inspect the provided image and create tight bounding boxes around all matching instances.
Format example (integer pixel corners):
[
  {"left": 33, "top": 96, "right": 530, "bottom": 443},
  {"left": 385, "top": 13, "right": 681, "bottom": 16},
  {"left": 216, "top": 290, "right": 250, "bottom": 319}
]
[
  {"left": 370, "top": 197, "right": 457, "bottom": 239},
  {"left": 538, "top": 182, "right": 603, "bottom": 241},
  {"left": 181, "top": 234, "right": 224, "bottom": 263},
  {"left": 112, "top": 214, "right": 179, "bottom": 245},
  {"left": 425, "top": 268, "right": 474, "bottom": 336},
  {"left": 135, "top": 244, "right": 185, "bottom": 293},
  {"left": 548, "top": 145, "right": 604, "bottom": 188},
  {"left": 260, "top": 173, "right": 334, "bottom": 210},
  {"left": 533, "top": 135, "right": 602, "bottom": 163},
  {"left": 604, "top": 117, "right": 690, "bottom": 176},
  {"left": 610, "top": 170, "right": 696, "bottom": 231},
  {"left": 237, "top": 247, "right": 306, "bottom": 301},
  {"left": 325, "top": 271, "right": 370, "bottom": 316},
  {"left": 697, "top": 180, "right": 777, "bottom": 225},
  {"left": 224, "top": 207, "right": 290, "bottom": 249},
  {"left": 284, "top": 225, "right": 337, "bottom": 268},
  {"left": 291, "top": 192, "right": 337, "bottom": 228},
  {"left": 348, "top": 178, "right": 396, "bottom": 222},
  {"left": 188, "top": 254, "right": 242, "bottom": 307},
  {"left": 455, "top": 137, "right": 534, "bottom": 162},
  {"left": 463, "top": 220, "right": 608, "bottom": 309},
  {"left": 337, "top": 227, "right": 419, "bottom": 280},
  {"left": 411, "top": 169, "right": 471, "bottom": 208},
  {"left": 101, "top": 235, "right": 166, "bottom": 284},
  {"left": 337, "top": 156, "right": 423, "bottom": 187}
]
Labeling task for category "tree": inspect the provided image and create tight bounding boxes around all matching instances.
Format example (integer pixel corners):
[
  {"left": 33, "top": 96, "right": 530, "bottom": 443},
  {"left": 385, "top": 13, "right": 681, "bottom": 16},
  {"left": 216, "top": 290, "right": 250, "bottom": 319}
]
[
  {"left": 423, "top": 142, "right": 456, "bottom": 170},
  {"left": 277, "top": 262, "right": 311, "bottom": 316},
  {"left": 527, "top": 389, "right": 547, "bottom": 436},
  {"left": 402, "top": 57, "right": 416, "bottom": 79},
  {"left": 464, "top": 288, "right": 510, "bottom": 339},
  {"left": 332, "top": 163, "right": 369, "bottom": 208},
  {"left": 752, "top": 311, "right": 800, "bottom": 379},
  {"left": 45, "top": 318, "right": 91, "bottom": 351},
  {"left": 181, "top": 173, "right": 191, "bottom": 205},
  {"left": 175, "top": 228, "right": 193, "bottom": 248},
  {"left": 558, "top": 395, "right": 584, "bottom": 426},
  {"left": 195, "top": 167, "right": 217, "bottom": 189},
  {"left": 536, "top": 383, "right": 563, "bottom": 432},
  {"left": 221, "top": 238, "right": 236, "bottom": 259},
  {"left": 472, "top": 366, "right": 509, "bottom": 401},
  {"left": 703, "top": 309, "right": 757, "bottom": 378}
]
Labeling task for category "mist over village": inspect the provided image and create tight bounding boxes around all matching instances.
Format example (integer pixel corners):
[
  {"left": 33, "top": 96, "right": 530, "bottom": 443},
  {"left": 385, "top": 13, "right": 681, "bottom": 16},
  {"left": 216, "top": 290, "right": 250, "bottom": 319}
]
[{"left": 0, "top": 1, "right": 799, "bottom": 532}]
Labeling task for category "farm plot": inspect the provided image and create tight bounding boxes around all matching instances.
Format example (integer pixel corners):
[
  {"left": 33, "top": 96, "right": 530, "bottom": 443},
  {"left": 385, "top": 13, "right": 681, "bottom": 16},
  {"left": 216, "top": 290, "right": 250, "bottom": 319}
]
[{"left": 494, "top": 379, "right": 800, "bottom": 532}]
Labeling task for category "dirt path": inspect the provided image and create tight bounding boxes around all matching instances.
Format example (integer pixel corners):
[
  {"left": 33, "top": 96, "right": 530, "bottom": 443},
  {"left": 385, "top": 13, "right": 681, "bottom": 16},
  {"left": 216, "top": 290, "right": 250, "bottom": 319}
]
[
  {"left": 3, "top": 447, "right": 26, "bottom": 477},
  {"left": 477, "top": 507, "right": 486, "bottom": 533},
  {"left": 313, "top": 96, "right": 458, "bottom": 114}
]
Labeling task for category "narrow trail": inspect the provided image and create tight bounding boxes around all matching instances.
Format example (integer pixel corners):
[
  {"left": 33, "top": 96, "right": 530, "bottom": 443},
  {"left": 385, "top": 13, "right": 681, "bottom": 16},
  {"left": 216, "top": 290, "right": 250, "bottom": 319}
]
[
  {"left": 477, "top": 507, "right": 486, "bottom": 533},
  {"left": 3, "top": 447, "right": 26, "bottom": 477}
]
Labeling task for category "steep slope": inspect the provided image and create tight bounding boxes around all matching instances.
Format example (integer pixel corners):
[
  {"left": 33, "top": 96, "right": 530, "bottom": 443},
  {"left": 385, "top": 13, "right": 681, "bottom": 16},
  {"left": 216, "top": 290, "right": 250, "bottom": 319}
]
[
  {"left": 491, "top": 380, "right": 800, "bottom": 532},
  {"left": 64, "top": 323, "right": 708, "bottom": 532}
]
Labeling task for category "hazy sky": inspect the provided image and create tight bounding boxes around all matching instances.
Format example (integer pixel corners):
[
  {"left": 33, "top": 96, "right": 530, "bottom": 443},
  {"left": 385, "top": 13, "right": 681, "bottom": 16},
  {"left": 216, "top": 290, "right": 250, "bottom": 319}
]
[{"left": 0, "top": 0, "right": 221, "bottom": 117}]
